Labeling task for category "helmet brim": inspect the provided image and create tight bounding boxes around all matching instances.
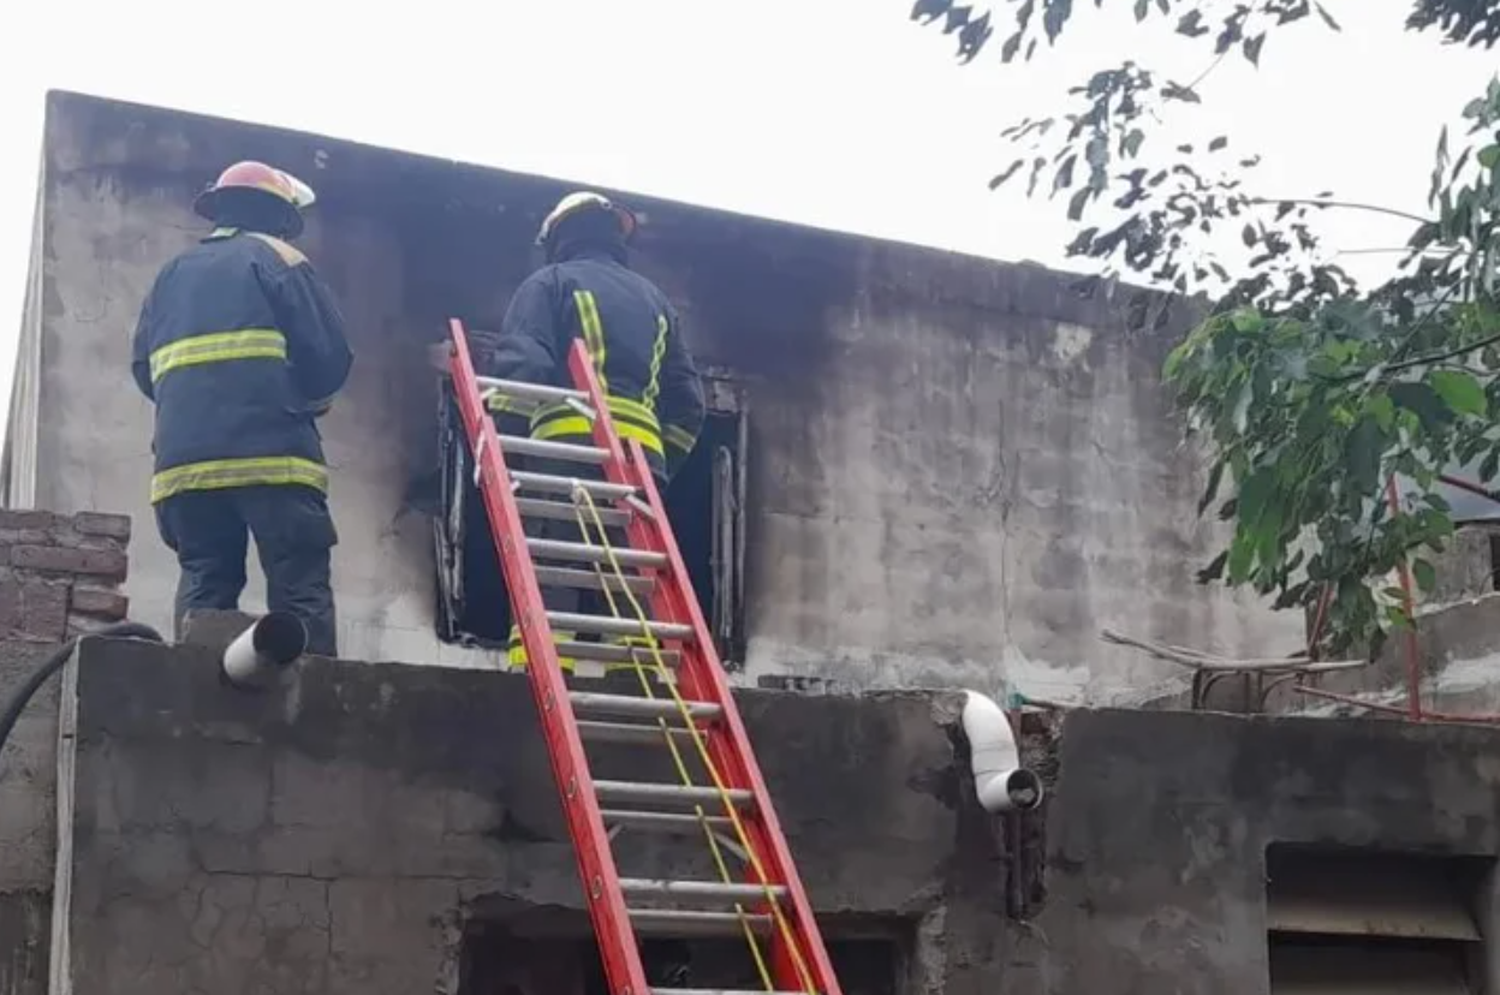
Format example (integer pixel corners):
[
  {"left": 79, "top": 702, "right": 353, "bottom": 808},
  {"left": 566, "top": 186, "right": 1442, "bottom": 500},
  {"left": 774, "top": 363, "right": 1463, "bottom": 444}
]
[
  {"left": 536, "top": 201, "right": 638, "bottom": 246},
  {"left": 193, "top": 187, "right": 305, "bottom": 238}
]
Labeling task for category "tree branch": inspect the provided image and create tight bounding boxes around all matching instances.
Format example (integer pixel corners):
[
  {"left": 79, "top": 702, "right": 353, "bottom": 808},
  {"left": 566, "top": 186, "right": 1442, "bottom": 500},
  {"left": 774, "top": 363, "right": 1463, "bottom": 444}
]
[
  {"left": 1250, "top": 197, "right": 1432, "bottom": 225},
  {"left": 1387, "top": 328, "right": 1500, "bottom": 374}
]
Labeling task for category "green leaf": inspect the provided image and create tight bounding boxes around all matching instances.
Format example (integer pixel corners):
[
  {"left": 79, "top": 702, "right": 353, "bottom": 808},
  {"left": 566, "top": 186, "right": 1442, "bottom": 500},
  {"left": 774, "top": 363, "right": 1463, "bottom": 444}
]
[
  {"left": 1428, "top": 369, "right": 1487, "bottom": 417},
  {"left": 1122, "top": 129, "right": 1145, "bottom": 157},
  {"left": 1343, "top": 416, "right": 1386, "bottom": 496},
  {"left": 1236, "top": 467, "right": 1275, "bottom": 529},
  {"left": 1366, "top": 393, "right": 1396, "bottom": 432},
  {"left": 1133, "top": 0, "right": 1149, "bottom": 21},
  {"left": 1243, "top": 33, "right": 1266, "bottom": 66},
  {"left": 989, "top": 159, "right": 1026, "bottom": 190},
  {"left": 1208, "top": 135, "right": 1228, "bottom": 152},
  {"left": 1390, "top": 382, "right": 1454, "bottom": 432},
  {"left": 1480, "top": 449, "right": 1500, "bottom": 484},
  {"left": 1479, "top": 145, "right": 1500, "bottom": 170},
  {"left": 1226, "top": 529, "right": 1257, "bottom": 584},
  {"left": 1412, "top": 558, "right": 1437, "bottom": 593},
  {"left": 1230, "top": 309, "right": 1263, "bottom": 333},
  {"left": 1199, "top": 460, "right": 1226, "bottom": 515},
  {"left": 1314, "top": 3, "right": 1341, "bottom": 30},
  {"left": 1197, "top": 550, "right": 1228, "bottom": 584},
  {"left": 1067, "top": 186, "right": 1091, "bottom": 221},
  {"left": 1042, "top": 0, "right": 1072, "bottom": 42},
  {"left": 1053, "top": 154, "right": 1077, "bottom": 193}
]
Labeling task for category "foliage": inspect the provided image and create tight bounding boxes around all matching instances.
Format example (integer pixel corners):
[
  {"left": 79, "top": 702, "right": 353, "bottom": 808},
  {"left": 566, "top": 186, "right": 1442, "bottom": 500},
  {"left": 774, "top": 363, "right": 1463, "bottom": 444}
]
[{"left": 913, "top": 0, "right": 1500, "bottom": 655}]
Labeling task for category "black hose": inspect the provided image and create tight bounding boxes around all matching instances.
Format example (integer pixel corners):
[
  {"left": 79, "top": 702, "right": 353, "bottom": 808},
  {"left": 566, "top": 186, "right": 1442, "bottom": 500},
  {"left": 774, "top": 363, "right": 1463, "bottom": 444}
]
[{"left": 0, "top": 621, "right": 164, "bottom": 758}]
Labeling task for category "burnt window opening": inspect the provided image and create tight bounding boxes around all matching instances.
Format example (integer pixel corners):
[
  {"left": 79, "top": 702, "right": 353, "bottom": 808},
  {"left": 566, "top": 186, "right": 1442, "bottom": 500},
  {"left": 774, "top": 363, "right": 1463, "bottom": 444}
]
[
  {"left": 434, "top": 386, "right": 747, "bottom": 666},
  {"left": 459, "top": 921, "right": 904, "bottom": 995},
  {"left": 1265, "top": 843, "right": 1493, "bottom": 995}
]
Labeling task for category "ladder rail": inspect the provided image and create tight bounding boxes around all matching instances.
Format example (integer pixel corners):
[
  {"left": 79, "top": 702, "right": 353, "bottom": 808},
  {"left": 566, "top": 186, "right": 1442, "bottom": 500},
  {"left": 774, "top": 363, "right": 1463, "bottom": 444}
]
[
  {"left": 445, "top": 323, "right": 651, "bottom": 995},
  {"left": 565, "top": 341, "right": 843, "bottom": 995}
]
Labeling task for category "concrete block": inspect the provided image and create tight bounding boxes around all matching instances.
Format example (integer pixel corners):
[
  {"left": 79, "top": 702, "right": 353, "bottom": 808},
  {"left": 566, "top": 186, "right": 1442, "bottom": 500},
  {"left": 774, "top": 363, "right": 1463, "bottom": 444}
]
[
  {"left": 9, "top": 545, "right": 127, "bottom": 581},
  {"left": 68, "top": 586, "right": 128, "bottom": 621},
  {"left": 69, "top": 512, "right": 131, "bottom": 542},
  {"left": 0, "top": 579, "right": 70, "bottom": 642},
  {"left": 179, "top": 609, "right": 257, "bottom": 652},
  {"left": 0, "top": 511, "right": 56, "bottom": 532}
]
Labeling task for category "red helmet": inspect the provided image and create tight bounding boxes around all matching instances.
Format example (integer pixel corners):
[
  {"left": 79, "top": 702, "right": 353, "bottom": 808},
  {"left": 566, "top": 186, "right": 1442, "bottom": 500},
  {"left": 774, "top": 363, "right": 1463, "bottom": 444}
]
[{"left": 193, "top": 161, "right": 316, "bottom": 237}]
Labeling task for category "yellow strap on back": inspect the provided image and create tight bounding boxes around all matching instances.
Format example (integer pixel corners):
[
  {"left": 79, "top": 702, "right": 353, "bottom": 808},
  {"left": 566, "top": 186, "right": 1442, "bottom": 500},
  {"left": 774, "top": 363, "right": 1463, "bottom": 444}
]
[{"left": 248, "top": 231, "right": 309, "bottom": 267}]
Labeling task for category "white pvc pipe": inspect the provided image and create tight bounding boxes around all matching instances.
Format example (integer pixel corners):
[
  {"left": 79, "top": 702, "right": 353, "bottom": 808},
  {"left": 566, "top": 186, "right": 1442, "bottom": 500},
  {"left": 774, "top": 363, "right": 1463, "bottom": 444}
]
[
  {"left": 222, "top": 613, "right": 308, "bottom": 689},
  {"left": 961, "top": 690, "right": 1044, "bottom": 813}
]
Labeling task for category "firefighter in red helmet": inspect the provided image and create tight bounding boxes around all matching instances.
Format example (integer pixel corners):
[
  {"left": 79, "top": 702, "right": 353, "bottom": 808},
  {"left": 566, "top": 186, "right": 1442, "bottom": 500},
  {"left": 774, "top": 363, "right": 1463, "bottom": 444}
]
[
  {"left": 131, "top": 160, "right": 353, "bottom": 655},
  {"left": 476, "top": 190, "right": 706, "bottom": 671}
]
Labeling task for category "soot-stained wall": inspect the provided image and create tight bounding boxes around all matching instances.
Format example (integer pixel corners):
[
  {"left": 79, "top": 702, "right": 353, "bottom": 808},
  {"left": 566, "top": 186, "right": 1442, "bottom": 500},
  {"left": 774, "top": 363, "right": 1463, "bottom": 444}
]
[{"left": 6, "top": 90, "right": 1301, "bottom": 703}]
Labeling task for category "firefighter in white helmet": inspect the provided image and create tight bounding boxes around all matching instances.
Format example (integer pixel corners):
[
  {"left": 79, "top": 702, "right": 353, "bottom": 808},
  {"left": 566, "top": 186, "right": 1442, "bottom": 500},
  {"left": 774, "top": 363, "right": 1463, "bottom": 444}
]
[
  {"left": 477, "top": 191, "right": 705, "bottom": 671},
  {"left": 131, "top": 161, "right": 353, "bottom": 656}
]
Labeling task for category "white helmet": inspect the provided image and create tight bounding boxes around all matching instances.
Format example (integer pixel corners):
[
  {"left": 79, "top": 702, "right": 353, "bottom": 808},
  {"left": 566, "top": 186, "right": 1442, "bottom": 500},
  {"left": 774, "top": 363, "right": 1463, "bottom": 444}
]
[{"left": 535, "top": 191, "right": 637, "bottom": 247}]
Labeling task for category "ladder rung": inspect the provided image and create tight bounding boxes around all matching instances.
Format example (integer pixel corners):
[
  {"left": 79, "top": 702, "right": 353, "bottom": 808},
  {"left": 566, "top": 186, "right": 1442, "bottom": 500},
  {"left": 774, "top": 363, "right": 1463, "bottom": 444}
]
[
  {"left": 578, "top": 720, "right": 695, "bottom": 745},
  {"left": 620, "top": 878, "right": 788, "bottom": 903},
  {"left": 534, "top": 566, "right": 653, "bottom": 595},
  {"left": 569, "top": 692, "right": 721, "bottom": 721},
  {"left": 628, "top": 909, "right": 772, "bottom": 936},
  {"left": 518, "top": 498, "right": 630, "bottom": 528},
  {"left": 528, "top": 538, "right": 666, "bottom": 568},
  {"left": 555, "top": 641, "right": 681, "bottom": 666},
  {"left": 475, "top": 375, "right": 586, "bottom": 404},
  {"left": 601, "top": 809, "right": 732, "bottom": 833},
  {"left": 548, "top": 612, "right": 693, "bottom": 641},
  {"left": 498, "top": 434, "right": 607, "bottom": 464},
  {"left": 594, "top": 780, "right": 753, "bottom": 809},
  {"left": 511, "top": 471, "right": 637, "bottom": 500}
]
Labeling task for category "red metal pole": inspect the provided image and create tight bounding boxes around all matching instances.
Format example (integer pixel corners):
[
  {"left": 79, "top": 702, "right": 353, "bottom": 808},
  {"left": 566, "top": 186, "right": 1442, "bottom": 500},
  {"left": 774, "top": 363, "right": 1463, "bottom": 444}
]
[
  {"left": 1438, "top": 472, "right": 1500, "bottom": 505},
  {"left": 1307, "top": 583, "right": 1334, "bottom": 660},
  {"left": 1384, "top": 476, "right": 1424, "bottom": 721}
]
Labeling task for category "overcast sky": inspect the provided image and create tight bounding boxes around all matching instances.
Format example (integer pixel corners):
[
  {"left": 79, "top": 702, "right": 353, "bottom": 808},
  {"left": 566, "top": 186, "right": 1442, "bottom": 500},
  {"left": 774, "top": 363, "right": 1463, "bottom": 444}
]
[{"left": 1, "top": 0, "right": 1496, "bottom": 422}]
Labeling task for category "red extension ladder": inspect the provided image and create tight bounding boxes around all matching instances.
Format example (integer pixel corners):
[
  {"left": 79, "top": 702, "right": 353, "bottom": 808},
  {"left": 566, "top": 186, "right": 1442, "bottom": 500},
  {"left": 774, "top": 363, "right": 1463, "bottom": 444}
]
[{"left": 444, "top": 318, "right": 842, "bottom": 995}]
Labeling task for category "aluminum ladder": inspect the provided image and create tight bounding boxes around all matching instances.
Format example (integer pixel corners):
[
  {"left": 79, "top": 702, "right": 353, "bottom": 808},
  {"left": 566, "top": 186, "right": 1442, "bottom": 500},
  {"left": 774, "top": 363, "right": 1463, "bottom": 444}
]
[{"left": 443, "top": 317, "right": 842, "bottom": 995}]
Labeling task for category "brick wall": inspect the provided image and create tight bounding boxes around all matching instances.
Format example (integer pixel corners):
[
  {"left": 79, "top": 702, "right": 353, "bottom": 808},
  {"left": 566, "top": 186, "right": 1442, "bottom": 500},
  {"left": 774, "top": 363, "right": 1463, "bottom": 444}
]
[{"left": 0, "top": 510, "right": 130, "bottom": 995}]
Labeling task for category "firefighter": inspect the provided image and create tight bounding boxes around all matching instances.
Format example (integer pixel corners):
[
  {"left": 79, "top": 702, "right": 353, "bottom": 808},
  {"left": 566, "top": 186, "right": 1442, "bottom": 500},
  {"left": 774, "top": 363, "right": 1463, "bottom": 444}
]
[
  {"left": 131, "top": 160, "right": 353, "bottom": 657},
  {"left": 479, "top": 191, "right": 706, "bottom": 670}
]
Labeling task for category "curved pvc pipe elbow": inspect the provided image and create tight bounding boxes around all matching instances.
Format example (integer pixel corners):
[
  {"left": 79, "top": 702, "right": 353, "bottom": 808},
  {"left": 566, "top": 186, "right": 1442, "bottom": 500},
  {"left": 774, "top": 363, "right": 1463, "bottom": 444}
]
[
  {"left": 961, "top": 690, "right": 1044, "bottom": 813},
  {"left": 222, "top": 612, "right": 308, "bottom": 690}
]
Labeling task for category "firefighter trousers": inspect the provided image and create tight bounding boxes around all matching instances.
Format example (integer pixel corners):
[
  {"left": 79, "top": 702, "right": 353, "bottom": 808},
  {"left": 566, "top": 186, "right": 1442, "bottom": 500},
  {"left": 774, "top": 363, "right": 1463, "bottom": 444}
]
[
  {"left": 154, "top": 484, "right": 339, "bottom": 657},
  {"left": 505, "top": 441, "right": 668, "bottom": 671}
]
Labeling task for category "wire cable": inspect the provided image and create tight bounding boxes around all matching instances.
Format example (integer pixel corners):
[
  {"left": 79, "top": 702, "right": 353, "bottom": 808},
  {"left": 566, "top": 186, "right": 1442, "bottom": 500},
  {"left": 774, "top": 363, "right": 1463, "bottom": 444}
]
[{"left": 0, "top": 622, "right": 164, "bottom": 759}]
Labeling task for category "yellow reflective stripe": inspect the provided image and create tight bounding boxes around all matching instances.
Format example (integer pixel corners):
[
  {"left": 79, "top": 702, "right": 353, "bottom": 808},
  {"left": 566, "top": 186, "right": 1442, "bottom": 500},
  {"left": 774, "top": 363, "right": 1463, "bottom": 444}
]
[
  {"left": 149, "top": 329, "right": 287, "bottom": 384},
  {"left": 607, "top": 395, "right": 659, "bottom": 428},
  {"left": 507, "top": 626, "right": 577, "bottom": 671},
  {"left": 643, "top": 313, "right": 669, "bottom": 409},
  {"left": 664, "top": 425, "right": 697, "bottom": 453},
  {"left": 486, "top": 393, "right": 534, "bottom": 414},
  {"left": 530, "top": 395, "right": 659, "bottom": 432},
  {"left": 532, "top": 416, "right": 664, "bottom": 456},
  {"left": 150, "top": 456, "right": 327, "bottom": 503},
  {"left": 573, "top": 290, "right": 608, "bottom": 390}
]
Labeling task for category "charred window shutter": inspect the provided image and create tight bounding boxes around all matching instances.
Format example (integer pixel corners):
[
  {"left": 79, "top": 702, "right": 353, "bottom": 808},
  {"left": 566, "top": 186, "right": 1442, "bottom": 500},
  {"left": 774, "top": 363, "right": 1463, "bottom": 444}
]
[{"left": 1265, "top": 845, "right": 1491, "bottom": 995}]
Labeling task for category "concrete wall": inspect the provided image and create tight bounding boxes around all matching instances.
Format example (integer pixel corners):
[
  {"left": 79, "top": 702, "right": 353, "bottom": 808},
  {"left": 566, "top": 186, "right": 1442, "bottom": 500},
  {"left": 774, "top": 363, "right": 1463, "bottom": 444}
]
[
  {"left": 1034, "top": 708, "right": 1500, "bottom": 995},
  {"left": 62, "top": 639, "right": 994, "bottom": 995},
  {"left": 8, "top": 90, "right": 1302, "bottom": 704},
  {"left": 0, "top": 509, "right": 131, "bottom": 995},
  {"left": 49, "top": 639, "right": 1500, "bottom": 995}
]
